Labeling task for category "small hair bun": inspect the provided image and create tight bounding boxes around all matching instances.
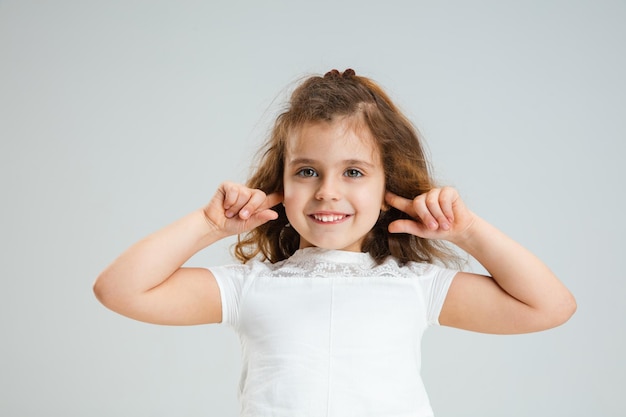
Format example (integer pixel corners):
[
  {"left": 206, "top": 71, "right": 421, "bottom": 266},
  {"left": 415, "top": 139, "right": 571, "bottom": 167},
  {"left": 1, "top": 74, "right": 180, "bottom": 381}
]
[
  {"left": 324, "top": 68, "right": 356, "bottom": 79},
  {"left": 342, "top": 68, "right": 356, "bottom": 78}
]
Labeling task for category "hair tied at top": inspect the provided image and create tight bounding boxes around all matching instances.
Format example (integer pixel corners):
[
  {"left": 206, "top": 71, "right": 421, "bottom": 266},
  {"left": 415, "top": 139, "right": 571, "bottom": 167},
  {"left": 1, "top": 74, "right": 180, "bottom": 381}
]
[
  {"left": 323, "top": 68, "right": 356, "bottom": 79},
  {"left": 342, "top": 68, "right": 356, "bottom": 78}
]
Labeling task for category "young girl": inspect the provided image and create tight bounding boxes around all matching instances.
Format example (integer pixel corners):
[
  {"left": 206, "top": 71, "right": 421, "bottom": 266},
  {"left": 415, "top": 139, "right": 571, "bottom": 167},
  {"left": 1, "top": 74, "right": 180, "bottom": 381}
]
[{"left": 94, "top": 69, "right": 576, "bottom": 416}]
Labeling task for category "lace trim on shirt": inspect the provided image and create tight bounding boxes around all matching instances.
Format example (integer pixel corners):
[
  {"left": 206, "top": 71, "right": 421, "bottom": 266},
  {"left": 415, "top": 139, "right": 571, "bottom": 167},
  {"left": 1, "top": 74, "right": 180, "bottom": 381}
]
[{"left": 246, "top": 247, "right": 433, "bottom": 279}]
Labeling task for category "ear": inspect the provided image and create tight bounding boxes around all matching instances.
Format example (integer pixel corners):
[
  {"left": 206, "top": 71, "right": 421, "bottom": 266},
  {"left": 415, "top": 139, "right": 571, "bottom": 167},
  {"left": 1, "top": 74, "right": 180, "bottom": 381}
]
[{"left": 381, "top": 190, "right": 390, "bottom": 211}]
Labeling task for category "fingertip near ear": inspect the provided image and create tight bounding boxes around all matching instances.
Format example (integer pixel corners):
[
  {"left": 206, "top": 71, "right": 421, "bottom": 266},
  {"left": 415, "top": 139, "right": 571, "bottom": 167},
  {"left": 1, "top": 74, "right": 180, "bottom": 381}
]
[
  {"left": 387, "top": 220, "right": 402, "bottom": 234},
  {"left": 265, "top": 192, "right": 284, "bottom": 209},
  {"left": 384, "top": 191, "right": 398, "bottom": 206},
  {"left": 268, "top": 209, "right": 280, "bottom": 220}
]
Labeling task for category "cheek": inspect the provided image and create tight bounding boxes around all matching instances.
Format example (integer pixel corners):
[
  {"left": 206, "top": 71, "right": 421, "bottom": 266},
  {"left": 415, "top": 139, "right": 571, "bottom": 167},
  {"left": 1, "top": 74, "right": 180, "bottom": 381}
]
[
  {"left": 360, "top": 196, "right": 384, "bottom": 219},
  {"left": 282, "top": 182, "right": 298, "bottom": 206},
  {"left": 360, "top": 178, "right": 386, "bottom": 207},
  {"left": 283, "top": 197, "right": 304, "bottom": 229},
  {"left": 359, "top": 188, "right": 386, "bottom": 221},
  {"left": 282, "top": 183, "right": 304, "bottom": 220}
]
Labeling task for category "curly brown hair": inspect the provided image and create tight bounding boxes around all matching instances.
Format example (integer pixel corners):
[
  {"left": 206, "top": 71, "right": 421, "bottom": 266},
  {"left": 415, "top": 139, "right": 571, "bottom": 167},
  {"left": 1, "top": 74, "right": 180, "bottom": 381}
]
[{"left": 234, "top": 69, "right": 460, "bottom": 266}]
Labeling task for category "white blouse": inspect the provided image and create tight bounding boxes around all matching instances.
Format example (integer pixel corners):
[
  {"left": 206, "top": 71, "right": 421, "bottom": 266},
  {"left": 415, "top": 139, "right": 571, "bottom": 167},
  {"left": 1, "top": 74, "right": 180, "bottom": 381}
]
[{"left": 210, "top": 247, "right": 456, "bottom": 417}]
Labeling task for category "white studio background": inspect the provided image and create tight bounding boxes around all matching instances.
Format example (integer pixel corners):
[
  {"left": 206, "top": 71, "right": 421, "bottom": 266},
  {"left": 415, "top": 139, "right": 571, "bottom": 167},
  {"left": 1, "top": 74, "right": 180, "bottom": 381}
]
[{"left": 1, "top": 1, "right": 624, "bottom": 416}]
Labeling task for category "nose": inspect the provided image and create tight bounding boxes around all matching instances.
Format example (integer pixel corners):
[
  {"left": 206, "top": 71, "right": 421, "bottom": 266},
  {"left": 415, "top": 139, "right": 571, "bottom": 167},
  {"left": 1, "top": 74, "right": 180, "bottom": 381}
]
[{"left": 315, "top": 176, "right": 341, "bottom": 201}]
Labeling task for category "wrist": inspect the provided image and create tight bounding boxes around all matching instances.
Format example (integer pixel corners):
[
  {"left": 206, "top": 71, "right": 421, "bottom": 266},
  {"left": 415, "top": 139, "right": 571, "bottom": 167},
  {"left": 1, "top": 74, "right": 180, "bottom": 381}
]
[
  {"left": 449, "top": 213, "right": 486, "bottom": 250},
  {"left": 181, "top": 209, "right": 227, "bottom": 250},
  {"left": 191, "top": 207, "right": 228, "bottom": 244}
]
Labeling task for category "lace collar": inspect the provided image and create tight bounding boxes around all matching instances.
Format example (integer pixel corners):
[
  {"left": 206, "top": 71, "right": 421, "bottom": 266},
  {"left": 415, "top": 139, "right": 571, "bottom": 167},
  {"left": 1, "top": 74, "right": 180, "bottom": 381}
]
[
  {"left": 262, "top": 247, "right": 384, "bottom": 278},
  {"left": 287, "top": 247, "right": 376, "bottom": 266}
]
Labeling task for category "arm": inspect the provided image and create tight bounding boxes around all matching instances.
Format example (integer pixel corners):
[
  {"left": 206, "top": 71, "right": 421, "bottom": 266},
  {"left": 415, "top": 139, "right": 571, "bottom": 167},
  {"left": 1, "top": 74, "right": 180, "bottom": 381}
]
[
  {"left": 93, "top": 182, "right": 282, "bottom": 325},
  {"left": 385, "top": 188, "right": 576, "bottom": 334}
]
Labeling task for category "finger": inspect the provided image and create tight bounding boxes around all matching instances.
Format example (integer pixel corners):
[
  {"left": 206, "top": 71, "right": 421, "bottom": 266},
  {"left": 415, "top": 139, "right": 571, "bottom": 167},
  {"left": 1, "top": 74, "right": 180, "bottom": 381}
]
[
  {"left": 385, "top": 191, "right": 417, "bottom": 217},
  {"left": 260, "top": 192, "right": 284, "bottom": 210},
  {"left": 221, "top": 182, "right": 239, "bottom": 212},
  {"left": 439, "top": 187, "right": 457, "bottom": 224},
  {"left": 249, "top": 206, "right": 279, "bottom": 224},
  {"left": 224, "top": 185, "right": 252, "bottom": 218},
  {"left": 238, "top": 190, "right": 284, "bottom": 220},
  {"left": 388, "top": 219, "right": 428, "bottom": 237},
  {"left": 407, "top": 192, "right": 435, "bottom": 231},
  {"left": 235, "top": 211, "right": 277, "bottom": 234},
  {"left": 423, "top": 189, "right": 450, "bottom": 231},
  {"left": 255, "top": 192, "right": 283, "bottom": 222},
  {"left": 238, "top": 189, "right": 270, "bottom": 219},
  {"left": 239, "top": 198, "right": 281, "bottom": 230}
]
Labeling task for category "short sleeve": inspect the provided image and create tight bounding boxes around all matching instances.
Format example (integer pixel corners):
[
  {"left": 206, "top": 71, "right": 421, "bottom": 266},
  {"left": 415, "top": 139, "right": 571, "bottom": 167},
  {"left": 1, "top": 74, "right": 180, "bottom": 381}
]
[
  {"left": 208, "top": 263, "right": 249, "bottom": 327},
  {"left": 411, "top": 263, "right": 458, "bottom": 327}
]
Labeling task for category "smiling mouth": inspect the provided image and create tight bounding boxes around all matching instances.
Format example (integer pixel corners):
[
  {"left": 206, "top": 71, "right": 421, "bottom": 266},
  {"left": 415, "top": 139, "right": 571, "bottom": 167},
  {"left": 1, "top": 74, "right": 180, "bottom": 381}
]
[{"left": 310, "top": 213, "right": 351, "bottom": 223}]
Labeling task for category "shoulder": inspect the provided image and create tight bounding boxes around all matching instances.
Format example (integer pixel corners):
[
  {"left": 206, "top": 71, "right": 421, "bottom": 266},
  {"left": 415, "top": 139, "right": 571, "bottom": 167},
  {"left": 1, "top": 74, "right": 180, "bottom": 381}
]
[
  {"left": 209, "top": 256, "right": 300, "bottom": 289},
  {"left": 209, "top": 257, "right": 276, "bottom": 278},
  {"left": 208, "top": 258, "right": 280, "bottom": 326}
]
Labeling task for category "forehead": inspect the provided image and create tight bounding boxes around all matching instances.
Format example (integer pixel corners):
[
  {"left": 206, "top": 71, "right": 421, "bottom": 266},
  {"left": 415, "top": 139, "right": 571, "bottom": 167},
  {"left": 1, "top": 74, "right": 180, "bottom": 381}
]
[{"left": 285, "top": 117, "right": 380, "bottom": 162}]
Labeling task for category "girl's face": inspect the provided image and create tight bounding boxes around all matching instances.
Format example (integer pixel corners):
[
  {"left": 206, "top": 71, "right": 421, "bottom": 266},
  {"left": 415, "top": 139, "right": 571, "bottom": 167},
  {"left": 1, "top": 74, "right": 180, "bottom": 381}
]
[{"left": 283, "top": 117, "right": 386, "bottom": 252}]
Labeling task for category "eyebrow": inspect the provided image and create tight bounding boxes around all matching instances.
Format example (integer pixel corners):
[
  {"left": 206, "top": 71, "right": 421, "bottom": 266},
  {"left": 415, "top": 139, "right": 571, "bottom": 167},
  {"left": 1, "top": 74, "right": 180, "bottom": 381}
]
[{"left": 287, "top": 158, "right": 376, "bottom": 169}]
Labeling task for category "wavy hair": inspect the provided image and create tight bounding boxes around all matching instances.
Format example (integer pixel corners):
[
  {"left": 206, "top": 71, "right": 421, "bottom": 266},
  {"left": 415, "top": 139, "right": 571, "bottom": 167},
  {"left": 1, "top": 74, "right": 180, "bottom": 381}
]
[{"left": 234, "top": 69, "right": 460, "bottom": 266}]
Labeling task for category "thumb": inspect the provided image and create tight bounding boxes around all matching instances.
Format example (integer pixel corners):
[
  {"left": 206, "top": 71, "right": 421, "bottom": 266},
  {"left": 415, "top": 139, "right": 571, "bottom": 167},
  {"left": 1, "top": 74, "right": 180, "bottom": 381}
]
[
  {"left": 241, "top": 208, "right": 279, "bottom": 231},
  {"left": 388, "top": 219, "right": 428, "bottom": 238}
]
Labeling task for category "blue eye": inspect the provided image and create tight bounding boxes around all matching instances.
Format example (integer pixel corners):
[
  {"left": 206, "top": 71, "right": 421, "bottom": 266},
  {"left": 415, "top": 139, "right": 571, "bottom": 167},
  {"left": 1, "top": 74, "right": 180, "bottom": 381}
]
[
  {"left": 296, "top": 168, "right": 317, "bottom": 177},
  {"left": 345, "top": 169, "right": 363, "bottom": 178}
]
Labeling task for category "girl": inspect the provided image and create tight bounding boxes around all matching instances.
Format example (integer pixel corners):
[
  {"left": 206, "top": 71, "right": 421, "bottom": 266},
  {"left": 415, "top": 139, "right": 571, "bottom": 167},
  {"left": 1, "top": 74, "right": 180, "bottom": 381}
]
[{"left": 94, "top": 69, "right": 576, "bottom": 416}]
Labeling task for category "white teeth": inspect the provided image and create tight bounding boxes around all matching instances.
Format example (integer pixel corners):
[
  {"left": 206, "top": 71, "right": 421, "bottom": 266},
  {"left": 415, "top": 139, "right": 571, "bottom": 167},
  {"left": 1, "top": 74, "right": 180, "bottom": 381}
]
[{"left": 313, "top": 214, "right": 345, "bottom": 222}]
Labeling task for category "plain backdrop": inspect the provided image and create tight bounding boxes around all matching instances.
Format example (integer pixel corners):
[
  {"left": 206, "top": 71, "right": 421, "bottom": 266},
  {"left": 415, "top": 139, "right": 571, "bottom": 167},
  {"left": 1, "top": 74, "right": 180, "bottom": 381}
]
[{"left": 1, "top": 1, "right": 625, "bottom": 416}]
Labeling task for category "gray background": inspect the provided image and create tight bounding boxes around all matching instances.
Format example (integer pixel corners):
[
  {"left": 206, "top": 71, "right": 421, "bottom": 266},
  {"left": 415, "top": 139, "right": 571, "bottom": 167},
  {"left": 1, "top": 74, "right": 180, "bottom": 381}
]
[{"left": 1, "top": 1, "right": 624, "bottom": 416}]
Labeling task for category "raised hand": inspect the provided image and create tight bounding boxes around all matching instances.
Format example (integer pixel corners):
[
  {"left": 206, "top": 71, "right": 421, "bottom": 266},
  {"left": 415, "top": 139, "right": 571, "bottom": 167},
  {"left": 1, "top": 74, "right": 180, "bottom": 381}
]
[
  {"left": 203, "top": 182, "right": 283, "bottom": 238},
  {"left": 384, "top": 187, "right": 475, "bottom": 243}
]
